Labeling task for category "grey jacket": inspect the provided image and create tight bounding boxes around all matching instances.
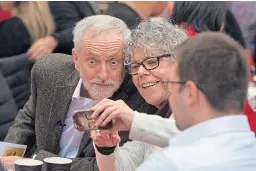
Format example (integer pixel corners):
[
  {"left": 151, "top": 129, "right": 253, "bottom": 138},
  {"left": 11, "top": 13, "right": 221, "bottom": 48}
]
[{"left": 4, "top": 53, "right": 157, "bottom": 171}]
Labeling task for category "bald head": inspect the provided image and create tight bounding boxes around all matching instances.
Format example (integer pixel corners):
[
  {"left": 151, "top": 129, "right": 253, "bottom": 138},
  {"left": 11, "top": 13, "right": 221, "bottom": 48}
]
[{"left": 174, "top": 32, "right": 249, "bottom": 113}]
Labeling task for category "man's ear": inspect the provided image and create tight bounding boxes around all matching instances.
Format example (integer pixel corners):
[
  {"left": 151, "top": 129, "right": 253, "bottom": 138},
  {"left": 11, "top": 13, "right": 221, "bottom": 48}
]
[
  {"left": 184, "top": 81, "right": 199, "bottom": 107},
  {"left": 72, "top": 48, "right": 80, "bottom": 72}
]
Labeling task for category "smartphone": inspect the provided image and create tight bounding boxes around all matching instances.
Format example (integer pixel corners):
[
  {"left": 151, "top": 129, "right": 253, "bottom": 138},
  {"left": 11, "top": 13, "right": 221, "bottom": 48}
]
[{"left": 73, "top": 109, "right": 113, "bottom": 131}]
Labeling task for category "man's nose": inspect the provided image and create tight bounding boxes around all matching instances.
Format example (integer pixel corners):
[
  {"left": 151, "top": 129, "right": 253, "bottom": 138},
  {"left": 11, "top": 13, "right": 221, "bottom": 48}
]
[{"left": 98, "top": 63, "right": 108, "bottom": 81}]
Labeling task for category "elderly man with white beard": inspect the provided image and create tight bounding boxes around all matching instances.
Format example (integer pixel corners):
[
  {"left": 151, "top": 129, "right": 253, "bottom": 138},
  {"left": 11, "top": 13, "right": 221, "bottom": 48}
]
[{"left": 0, "top": 15, "right": 157, "bottom": 171}]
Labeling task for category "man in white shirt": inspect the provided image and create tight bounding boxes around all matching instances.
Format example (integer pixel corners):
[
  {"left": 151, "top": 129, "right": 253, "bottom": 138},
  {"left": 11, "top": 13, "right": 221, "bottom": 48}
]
[{"left": 137, "top": 32, "right": 256, "bottom": 170}]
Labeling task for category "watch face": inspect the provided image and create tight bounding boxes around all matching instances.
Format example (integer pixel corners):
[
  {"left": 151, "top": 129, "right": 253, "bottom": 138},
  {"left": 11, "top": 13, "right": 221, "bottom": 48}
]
[{"left": 73, "top": 109, "right": 113, "bottom": 131}]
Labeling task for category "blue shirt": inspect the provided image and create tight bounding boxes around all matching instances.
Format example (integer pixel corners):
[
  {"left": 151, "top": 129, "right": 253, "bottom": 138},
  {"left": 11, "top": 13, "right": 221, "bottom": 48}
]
[
  {"left": 58, "top": 80, "right": 99, "bottom": 158},
  {"left": 137, "top": 115, "right": 256, "bottom": 171}
]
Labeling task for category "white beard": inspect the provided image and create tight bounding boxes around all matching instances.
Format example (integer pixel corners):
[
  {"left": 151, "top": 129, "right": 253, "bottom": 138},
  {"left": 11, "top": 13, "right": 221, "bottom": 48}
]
[
  {"left": 83, "top": 82, "right": 117, "bottom": 100},
  {"left": 81, "top": 71, "right": 125, "bottom": 100}
]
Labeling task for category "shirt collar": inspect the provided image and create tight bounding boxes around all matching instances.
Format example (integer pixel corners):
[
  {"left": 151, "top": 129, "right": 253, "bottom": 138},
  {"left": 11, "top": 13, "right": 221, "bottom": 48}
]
[
  {"left": 72, "top": 79, "right": 83, "bottom": 100},
  {"left": 169, "top": 115, "right": 251, "bottom": 146}
]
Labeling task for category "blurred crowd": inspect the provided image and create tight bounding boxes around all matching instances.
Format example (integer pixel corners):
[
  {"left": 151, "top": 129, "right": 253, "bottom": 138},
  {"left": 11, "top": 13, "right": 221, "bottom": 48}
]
[{"left": 0, "top": 1, "right": 256, "bottom": 171}]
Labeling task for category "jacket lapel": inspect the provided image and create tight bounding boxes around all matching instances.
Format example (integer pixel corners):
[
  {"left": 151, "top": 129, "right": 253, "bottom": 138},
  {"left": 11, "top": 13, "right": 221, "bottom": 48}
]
[{"left": 43, "top": 70, "right": 80, "bottom": 154}]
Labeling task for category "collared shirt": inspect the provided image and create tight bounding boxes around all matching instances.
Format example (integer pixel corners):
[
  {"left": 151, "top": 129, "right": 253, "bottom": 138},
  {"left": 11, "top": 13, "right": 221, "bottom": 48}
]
[
  {"left": 58, "top": 79, "right": 99, "bottom": 158},
  {"left": 137, "top": 115, "right": 256, "bottom": 171}
]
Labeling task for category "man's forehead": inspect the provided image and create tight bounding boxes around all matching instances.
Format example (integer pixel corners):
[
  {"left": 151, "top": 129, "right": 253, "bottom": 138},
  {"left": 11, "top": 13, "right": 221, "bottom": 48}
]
[
  {"left": 84, "top": 28, "right": 124, "bottom": 41},
  {"left": 84, "top": 50, "right": 123, "bottom": 57}
]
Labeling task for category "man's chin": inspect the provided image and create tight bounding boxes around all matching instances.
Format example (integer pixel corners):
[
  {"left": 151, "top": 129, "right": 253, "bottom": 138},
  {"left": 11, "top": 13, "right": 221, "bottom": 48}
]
[
  {"left": 87, "top": 89, "right": 115, "bottom": 100},
  {"left": 82, "top": 81, "right": 119, "bottom": 100}
]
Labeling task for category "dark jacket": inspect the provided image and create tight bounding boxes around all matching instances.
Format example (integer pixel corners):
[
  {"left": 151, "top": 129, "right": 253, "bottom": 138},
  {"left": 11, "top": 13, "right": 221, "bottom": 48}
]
[
  {"left": 0, "top": 17, "right": 30, "bottom": 58},
  {"left": 106, "top": 2, "right": 143, "bottom": 29},
  {"left": 0, "top": 2, "right": 95, "bottom": 57},
  {"left": 0, "top": 71, "right": 18, "bottom": 141},
  {"left": 0, "top": 53, "right": 33, "bottom": 109},
  {"left": 4, "top": 53, "right": 157, "bottom": 171},
  {"left": 50, "top": 1, "right": 95, "bottom": 54}
]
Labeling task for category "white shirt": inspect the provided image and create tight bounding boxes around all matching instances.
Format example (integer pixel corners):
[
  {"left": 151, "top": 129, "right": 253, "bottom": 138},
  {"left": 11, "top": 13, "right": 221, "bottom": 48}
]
[
  {"left": 137, "top": 115, "right": 256, "bottom": 171},
  {"left": 58, "top": 79, "right": 99, "bottom": 158}
]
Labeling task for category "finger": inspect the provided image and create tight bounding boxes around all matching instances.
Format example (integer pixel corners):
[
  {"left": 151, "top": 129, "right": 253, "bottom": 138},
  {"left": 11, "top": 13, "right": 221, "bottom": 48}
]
[
  {"left": 94, "top": 133, "right": 105, "bottom": 147},
  {"left": 97, "top": 130, "right": 114, "bottom": 134},
  {"left": 27, "top": 42, "right": 40, "bottom": 56},
  {"left": 91, "top": 98, "right": 114, "bottom": 112},
  {"left": 90, "top": 131, "right": 97, "bottom": 141},
  {"left": 95, "top": 105, "right": 116, "bottom": 126},
  {"left": 101, "top": 134, "right": 116, "bottom": 147},
  {"left": 29, "top": 48, "right": 44, "bottom": 61},
  {"left": 111, "top": 133, "right": 121, "bottom": 144},
  {"left": 91, "top": 100, "right": 113, "bottom": 119},
  {"left": 33, "top": 50, "right": 46, "bottom": 61},
  {"left": 101, "top": 110, "right": 119, "bottom": 127},
  {"left": 101, "top": 133, "right": 111, "bottom": 142},
  {"left": 95, "top": 134, "right": 109, "bottom": 147}
]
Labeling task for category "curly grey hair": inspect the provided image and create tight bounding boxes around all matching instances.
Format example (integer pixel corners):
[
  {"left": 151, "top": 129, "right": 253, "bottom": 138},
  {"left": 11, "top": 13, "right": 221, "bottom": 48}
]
[{"left": 125, "top": 18, "right": 188, "bottom": 65}]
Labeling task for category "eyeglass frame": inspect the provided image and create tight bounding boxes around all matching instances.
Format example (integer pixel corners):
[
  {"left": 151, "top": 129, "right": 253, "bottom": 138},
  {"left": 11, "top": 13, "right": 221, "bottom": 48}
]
[
  {"left": 125, "top": 54, "right": 175, "bottom": 75},
  {"left": 162, "top": 80, "right": 205, "bottom": 93}
]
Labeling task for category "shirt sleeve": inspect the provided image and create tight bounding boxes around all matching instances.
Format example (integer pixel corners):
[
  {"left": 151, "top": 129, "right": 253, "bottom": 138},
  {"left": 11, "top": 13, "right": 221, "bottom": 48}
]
[
  {"left": 95, "top": 140, "right": 154, "bottom": 171},
  {"left": 129, "top": 111, "right": 180, "bottom": 147}
]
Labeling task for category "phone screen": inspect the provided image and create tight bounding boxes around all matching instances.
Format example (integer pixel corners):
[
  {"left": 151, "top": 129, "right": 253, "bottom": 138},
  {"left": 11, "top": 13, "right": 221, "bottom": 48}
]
[{"left": 73, "top": 109, "right": 113, "bottom": 131}]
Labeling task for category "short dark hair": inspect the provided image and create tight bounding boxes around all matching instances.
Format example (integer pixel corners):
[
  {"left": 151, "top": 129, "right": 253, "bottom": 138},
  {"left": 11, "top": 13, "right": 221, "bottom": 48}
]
[
  {"left": 171, "top": 1, "right": 227, "bottom": 33},
  {"left": 175, "top": 32, "right": 249, "bottom": 113}
]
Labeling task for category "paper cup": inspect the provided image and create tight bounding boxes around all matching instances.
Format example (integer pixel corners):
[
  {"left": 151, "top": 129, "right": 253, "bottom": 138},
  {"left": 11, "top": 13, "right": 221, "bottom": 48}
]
[
  {"left": 14, "top": 159, "right": 43, "bottom": 171},
  {"left": 43, "top": 157, "right": 72, "bottom": 171}
]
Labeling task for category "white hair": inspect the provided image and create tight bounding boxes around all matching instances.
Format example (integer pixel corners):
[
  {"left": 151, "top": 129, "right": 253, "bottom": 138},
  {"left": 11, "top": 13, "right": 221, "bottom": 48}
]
[
  {"left": 73, "top": 15, "right": 131, "bottom": 50},
  {"left": 125, "top": 18, "right": 188, "bottom": 65}
]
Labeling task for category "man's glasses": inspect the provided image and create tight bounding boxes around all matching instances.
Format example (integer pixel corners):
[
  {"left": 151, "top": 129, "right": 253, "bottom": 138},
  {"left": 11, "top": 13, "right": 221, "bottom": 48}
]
[
  {"left": 126, "top": 54, "right": 174, "bottom": 75},
  {"left": 162, "top": 80, "right": 205, "bottom": 93},
  {"left": 162, "top": 80, "right": 186, "bottom": 85}
]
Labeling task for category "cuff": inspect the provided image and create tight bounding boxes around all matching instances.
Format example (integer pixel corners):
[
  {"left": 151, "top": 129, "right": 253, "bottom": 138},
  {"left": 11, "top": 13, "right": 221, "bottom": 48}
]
[
  {"left": 95, "top": 145, "right": 116, "bottom": 155},
  {"left": 129, "top": 111, "right": 145, "bottom": 141}
]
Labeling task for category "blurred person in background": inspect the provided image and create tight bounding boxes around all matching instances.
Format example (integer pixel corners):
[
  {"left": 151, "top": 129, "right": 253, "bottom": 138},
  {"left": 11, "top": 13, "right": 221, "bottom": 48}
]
[
  {"left": 0, "top": 1, "right": 96, "bottom": 60},
  {"left": 0, "top": 6, "right": 12, "bottom": 21},
  {"left": 171, "top": 2, "right": 253, "bottom": 68},
  {"left": 228, "top": 2, "right": 256, "bottom": 60},
  {"left": 0, "top": 70, "right": 18, "bottom": 141},
  {"left": 0, "top": 1, "right": 54, "bottom": 58},
  {"left": 106, "top": 1, "right": 168, "bottom": 29},
  {"left": 160, "top": 2, "right": 174, "bottom": 19},
  {"left": 171, "top": 1, "right": 256, "bottom": 133}
]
